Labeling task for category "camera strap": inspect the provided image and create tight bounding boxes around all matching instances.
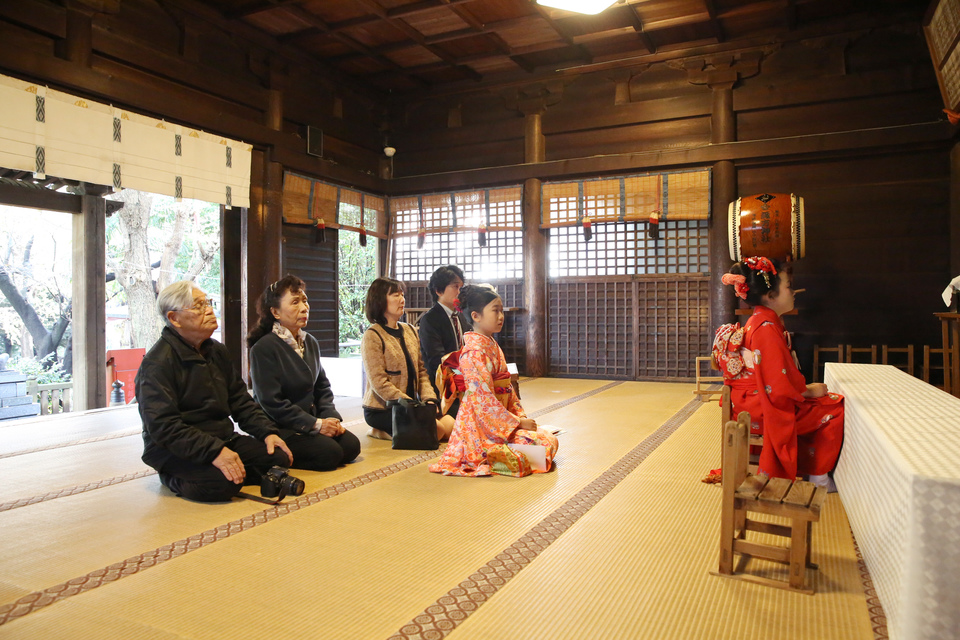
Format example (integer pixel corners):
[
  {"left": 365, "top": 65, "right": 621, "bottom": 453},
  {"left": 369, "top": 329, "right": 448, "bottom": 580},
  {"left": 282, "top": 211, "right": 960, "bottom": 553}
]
[{"left": 238, "top": 491, "right": 289, "bottom": 506}]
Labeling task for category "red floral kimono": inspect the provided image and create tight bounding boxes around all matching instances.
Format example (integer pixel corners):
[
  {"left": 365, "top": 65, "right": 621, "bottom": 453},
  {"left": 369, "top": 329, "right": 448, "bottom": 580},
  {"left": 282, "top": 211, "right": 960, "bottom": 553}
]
[
  {"left": 713, "top": 305, "right": 844, "bottom": 479},
  {"left": 429, "top": 332, "right": 558, "bottom": 477}
]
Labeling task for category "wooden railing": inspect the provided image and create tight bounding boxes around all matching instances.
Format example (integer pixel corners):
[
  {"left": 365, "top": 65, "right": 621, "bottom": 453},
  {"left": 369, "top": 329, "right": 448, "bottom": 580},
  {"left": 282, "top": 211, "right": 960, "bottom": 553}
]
[{"left": 25, "top": 380, "right": 73, "bottom": 415}]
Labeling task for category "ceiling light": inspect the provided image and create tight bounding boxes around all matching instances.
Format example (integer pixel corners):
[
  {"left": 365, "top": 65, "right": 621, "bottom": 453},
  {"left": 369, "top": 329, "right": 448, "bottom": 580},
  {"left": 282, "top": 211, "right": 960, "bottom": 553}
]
[{"left": 536, "top": 0, "right": 617, "bottom": 15}]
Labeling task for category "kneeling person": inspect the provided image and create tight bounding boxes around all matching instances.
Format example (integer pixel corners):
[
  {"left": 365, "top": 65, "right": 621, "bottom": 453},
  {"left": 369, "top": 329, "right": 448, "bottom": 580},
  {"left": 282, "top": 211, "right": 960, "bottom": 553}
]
[{"left": 136, "top": 281, "right": 295, "bottom": 503}]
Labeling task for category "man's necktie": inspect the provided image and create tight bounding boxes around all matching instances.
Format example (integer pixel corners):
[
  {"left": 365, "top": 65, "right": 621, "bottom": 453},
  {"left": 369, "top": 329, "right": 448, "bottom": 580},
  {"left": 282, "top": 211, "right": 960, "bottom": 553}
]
[{"left": 452, "top": 313, "right": 463, "bottom": 349}]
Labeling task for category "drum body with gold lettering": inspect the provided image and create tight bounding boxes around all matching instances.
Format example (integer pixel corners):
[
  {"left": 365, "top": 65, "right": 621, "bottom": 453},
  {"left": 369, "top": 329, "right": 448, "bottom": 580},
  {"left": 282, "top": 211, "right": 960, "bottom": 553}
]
[{"left": 728, "top": 193, "right": 805, "bottom": 262}]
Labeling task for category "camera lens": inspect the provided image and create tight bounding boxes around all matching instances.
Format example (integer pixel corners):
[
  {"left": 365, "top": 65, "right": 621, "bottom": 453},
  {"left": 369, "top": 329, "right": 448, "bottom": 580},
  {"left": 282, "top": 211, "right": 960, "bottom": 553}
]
[{"left": 281, "top": 475, "right": 305, "bottom": 497}]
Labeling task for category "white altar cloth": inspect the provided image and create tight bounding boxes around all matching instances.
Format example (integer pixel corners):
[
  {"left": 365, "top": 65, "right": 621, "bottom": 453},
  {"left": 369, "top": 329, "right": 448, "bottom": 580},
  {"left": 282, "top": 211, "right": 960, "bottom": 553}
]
[{"left": 825, "top": 363, "right": 960, "bottom": 640}]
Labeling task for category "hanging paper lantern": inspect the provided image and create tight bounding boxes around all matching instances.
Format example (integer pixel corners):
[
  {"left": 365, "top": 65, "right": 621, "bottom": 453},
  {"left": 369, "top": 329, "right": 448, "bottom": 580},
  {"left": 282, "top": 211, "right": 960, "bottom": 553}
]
[
  {"left": 582, "top": 216, "right": 592, "bottom": 242},
  {"left": 314, "top": 218, "right": 326, "bottom": 243},
  {"left": 417, "top": 225, "right": 426, "bottom": 249},
  {"left": 478, "top": 221, "right": 487, "bottom": 247},
  {"left": 648, "top": 210, "right": 661, "bottom": 239}
]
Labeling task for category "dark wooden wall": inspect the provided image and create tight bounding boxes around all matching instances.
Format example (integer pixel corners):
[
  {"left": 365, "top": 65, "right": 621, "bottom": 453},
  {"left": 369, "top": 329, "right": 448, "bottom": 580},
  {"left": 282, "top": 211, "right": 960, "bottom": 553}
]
[
  {"left": 282, "top": 224, "right": 339, "bottom": 357},
  {"left": 1, "top": 2, "right": 955, "bottom": 382}
]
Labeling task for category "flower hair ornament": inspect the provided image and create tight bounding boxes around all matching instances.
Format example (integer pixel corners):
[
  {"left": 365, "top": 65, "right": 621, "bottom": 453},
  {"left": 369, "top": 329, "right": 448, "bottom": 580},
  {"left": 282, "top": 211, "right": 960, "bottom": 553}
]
[
  {"left": 721, "top": 273, "right": 750, "bottom": 300},
  {"left": 742, "top": 256, "right": 777, "bottom": 288}
]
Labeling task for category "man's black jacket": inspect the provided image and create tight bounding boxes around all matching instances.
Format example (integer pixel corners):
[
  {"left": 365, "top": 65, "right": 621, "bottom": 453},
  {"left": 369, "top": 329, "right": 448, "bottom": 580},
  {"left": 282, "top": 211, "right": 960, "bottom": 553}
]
[{"left": 136, "top": 326, "right": 278, "bottom": 472}]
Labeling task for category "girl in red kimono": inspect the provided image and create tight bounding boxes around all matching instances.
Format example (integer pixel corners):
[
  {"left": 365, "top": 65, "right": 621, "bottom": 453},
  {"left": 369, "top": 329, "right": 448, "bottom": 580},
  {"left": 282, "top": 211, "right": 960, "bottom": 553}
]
[
  {"left": 713, "top": 256, "right": 844, "bottom": 490},
  {"left": 429, "top": 284, "right": 558, "bottom": 477}
]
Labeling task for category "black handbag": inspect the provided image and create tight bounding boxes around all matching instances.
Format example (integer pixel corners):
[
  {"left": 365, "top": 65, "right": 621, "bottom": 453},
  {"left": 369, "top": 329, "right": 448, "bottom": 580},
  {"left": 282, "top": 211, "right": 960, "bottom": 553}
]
[{"left": 390, "top": 397, "right": 439, "bottom": 450}]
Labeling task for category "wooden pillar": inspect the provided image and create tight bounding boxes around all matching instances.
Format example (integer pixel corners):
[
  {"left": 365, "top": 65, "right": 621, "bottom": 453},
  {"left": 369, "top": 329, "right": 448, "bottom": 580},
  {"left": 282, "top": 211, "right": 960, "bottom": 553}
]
[
  {"left": 523, "top": 109, "right": 548, "bottom": 376},
  {"left": 72, "top": 194, "right": 106, "bottom": 410},
  {"left": 220, "top": 205, "right": 243, "bottom": 371},
  {"left": 241, "top": 149, "right": 283, "bottom": 382},
  {"left": 710, "top": 81, "right": 737, "bottom": 338},
  {"left": 951, "top": 141, "right": 960, "bottom": 277}
]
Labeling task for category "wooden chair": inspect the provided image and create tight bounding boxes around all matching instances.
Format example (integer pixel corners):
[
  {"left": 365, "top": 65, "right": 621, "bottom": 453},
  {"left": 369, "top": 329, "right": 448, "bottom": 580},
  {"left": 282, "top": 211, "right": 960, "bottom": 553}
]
[
  {"left": 882, "top": 345, "right": 914, "bottom": 377},
  {"left": 695, "top": 356, "right": 724, "bottom": 402},
  {"left": 923, "top": 345, "right": 950, "bottom": 391},
  {"left": 812, "top": 345, "right": 844, "bottom": 383},
  {"left": 846, "top": 345, "right": 878, "bottom": 364},
  {"left": 713, "top": 411, "right": 827, "bottom": 594}
]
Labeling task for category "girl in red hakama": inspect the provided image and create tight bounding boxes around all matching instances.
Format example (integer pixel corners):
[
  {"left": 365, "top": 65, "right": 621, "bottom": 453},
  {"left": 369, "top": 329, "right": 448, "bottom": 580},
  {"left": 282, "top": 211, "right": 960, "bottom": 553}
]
[{"left": 713, "top": 257, "right": 844, "bottom": 489}]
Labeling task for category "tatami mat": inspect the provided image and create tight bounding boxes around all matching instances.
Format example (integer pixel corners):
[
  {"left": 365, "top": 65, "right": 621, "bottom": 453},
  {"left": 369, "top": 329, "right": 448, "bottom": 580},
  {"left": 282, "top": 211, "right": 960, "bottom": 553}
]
[
  {"left": 442, "top": 403, "right": 876, "bottom": 640},
  {"left": 0, "top": 380, "right": 879, "bottom": 640},
  {"left": 0, "top": 380, "right": 693, "bottom": 638},
  {"left": 0, "top": 378, "right": 610, "bottom": 608}
]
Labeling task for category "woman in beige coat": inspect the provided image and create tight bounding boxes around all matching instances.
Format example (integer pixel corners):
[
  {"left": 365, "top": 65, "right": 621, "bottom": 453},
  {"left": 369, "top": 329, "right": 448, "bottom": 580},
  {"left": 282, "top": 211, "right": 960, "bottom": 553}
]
[{"left": 361, "top": 277, "right": 455, "bottom": 441}]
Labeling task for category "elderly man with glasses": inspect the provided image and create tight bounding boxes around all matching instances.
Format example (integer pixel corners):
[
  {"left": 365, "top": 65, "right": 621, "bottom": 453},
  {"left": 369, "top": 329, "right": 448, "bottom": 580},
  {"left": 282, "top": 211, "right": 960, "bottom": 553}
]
[{"left": 136, "top": 280, "right": 296, "bottom": 502}]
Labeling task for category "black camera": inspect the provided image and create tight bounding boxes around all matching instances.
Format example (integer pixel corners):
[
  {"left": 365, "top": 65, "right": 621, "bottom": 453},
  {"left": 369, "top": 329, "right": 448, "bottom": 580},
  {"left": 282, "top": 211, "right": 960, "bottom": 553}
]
[{"left": 260, "top": 466, "right": 305, "bottom": 499}]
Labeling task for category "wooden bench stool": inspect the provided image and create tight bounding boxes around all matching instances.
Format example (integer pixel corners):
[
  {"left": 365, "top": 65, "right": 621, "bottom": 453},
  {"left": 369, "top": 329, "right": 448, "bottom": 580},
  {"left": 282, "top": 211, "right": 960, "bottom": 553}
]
[
  {"left": 846, "top": 345, "right": 877, "bottom": 364},
  {"left": 923, "top": 345, "right": 950, "bottom": 392},
  {"left": 812, "top": 344, "right": 844, "bottom": 383},
  {"left": 695, "top": 356, "right": 724, "bottom": 402},
  {"left": 882, "top": 345, "right": 914, "bottom": 377},
  {"left": 713, "top": 411, "right": 827, "bottom": 594}
]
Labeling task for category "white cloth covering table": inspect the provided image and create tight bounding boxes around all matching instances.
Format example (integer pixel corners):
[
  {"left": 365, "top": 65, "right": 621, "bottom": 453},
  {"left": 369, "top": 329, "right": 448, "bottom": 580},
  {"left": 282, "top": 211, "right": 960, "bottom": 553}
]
[{"left": 825, "top": 363, "right": 960, "bottom": 640}]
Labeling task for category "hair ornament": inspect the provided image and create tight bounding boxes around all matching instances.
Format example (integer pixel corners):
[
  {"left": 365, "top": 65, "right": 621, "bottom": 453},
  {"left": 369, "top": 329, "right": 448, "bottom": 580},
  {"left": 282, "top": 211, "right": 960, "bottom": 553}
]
[
  {"left": 721, "top": 273, "right": 749, "bottom": 300},
  {"left": 743, "top": 256, "right": 777, "bottom": 288}
]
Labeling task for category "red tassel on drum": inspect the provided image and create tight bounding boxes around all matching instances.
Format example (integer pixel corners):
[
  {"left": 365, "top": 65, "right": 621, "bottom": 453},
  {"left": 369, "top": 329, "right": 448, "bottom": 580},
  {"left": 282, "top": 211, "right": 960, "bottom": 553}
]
[
  {"left": 478, "top": 221, "right": 487, "bottom": 247},
  {"left": 314, "top": 218, "right": 326, "bottom": 244},
  {"left": 359, "top": 228, "right": 367, "bottom": 247},
  {"left": 582, "top": 216, "right": 592, "bottom": 242},
  {"left": 648, "top": 210, "right": 661, "bottom": 239},
  {"left": 417, "top": 226, "right": 426, "bottom": 249}
]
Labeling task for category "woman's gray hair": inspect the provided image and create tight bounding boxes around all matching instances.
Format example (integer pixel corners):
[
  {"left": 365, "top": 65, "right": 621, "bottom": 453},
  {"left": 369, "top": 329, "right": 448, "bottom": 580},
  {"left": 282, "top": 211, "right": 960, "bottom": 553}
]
[{"left": 157, "top": 281, "right": 198, "bottom": 328}]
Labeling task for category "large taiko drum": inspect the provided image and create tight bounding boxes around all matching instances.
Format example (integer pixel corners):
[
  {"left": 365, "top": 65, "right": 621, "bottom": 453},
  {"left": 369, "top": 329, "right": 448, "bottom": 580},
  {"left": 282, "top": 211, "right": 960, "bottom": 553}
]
[{"left": 728, "top": 193, "right": 805, "bottom": 262}]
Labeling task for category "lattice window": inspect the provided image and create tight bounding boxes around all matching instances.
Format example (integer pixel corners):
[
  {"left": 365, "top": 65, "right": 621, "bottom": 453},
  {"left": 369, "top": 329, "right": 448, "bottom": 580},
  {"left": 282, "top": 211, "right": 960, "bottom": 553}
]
[
  {"left": 635, "top": 278, "right": 710, "bottom": 379},
  {"left": 583, "top": 178, "right": 622, "bottom": 222},
  {"left": 548, "top": 280, "right": 634, "bottom": 378},
  {"left": 392, "top": 196, "right": 420, "bottom": 235},
  {"left": 488, "top": 187, "right": 523, "bottom": 229},
  {"left": 548, "top": 220, "right": 708, "bottom": 277},
  {"left": 542, "top": 181, "right": 580, "bottom": 227},
  {"left": 454, "top": 190, "right": 485, "bottom": 229},
  {"left": 338, "top": 188, "right": 362, "bottom": 228},
  {"left": 393, "top": 230, "right": 524, "bottom": 281}
]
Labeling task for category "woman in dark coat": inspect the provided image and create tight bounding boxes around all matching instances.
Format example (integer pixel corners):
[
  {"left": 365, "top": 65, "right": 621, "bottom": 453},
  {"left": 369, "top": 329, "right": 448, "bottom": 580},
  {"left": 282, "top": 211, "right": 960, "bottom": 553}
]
[{"left": 248, "top": 275, "right": 361, "bottom": 470}]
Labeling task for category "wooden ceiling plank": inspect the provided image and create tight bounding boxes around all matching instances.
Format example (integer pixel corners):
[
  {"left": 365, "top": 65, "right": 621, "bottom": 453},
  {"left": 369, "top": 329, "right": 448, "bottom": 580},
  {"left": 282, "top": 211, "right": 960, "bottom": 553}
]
[
  {"left": 157, "top": 0, "right": 381, "bottom": 99},
  {"left": 349, "top": 0, "right": 483, "bottom": 80}
]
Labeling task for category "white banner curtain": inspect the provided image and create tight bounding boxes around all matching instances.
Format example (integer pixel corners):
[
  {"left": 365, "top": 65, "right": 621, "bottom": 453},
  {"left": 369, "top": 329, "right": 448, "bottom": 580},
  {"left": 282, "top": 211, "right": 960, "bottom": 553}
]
[{"left": 0, "top": 72, "right": 251, "bottom": 208}]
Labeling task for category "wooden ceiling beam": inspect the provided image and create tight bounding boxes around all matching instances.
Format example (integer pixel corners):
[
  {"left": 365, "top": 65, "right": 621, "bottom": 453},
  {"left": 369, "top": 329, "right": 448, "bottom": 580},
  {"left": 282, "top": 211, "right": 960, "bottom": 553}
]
[
  {"left": 156, "top": 0, "right": 382, "bottom": 99},
  {"left": 280, "top": 5, "right": 430, "bottom": 86},
  {"left": 703, "top": 0, "right": 725, "bottom": 43},
  {"left": 625, "top": 5, "right": 656, "bottom": 54},
  {"left": 322, "top": 14, "right": 546, "bottom": 72},
  {"left": 350, "top": 0, "right": 483, "bottom": 81}
]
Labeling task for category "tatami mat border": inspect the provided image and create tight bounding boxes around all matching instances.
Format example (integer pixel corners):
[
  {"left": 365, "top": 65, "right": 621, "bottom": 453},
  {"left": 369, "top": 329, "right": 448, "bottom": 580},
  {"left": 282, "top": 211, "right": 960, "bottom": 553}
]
[
  {"left": 0, "top": 469, "right": 157, "bottom": 513},
  {"left": 0, "top": 380, "right": 619, "bottom": 626},
  {"left": 387, "top": 394, "right": 702, "bottom": 640},
  {"left": 0, "top": 429, "right": 141, "bottom": 460},
  {"left": 0, "top": 448, "right": 439, "bottom": 626},
  {"left": 0, "top": 379, "right": 617, "bottom": 513},
  {"left": 853, "top": 528, "right": 889, "bottom": 640},
  {"left": 527, "top": 381, "right": 622, "bottom": 418}
]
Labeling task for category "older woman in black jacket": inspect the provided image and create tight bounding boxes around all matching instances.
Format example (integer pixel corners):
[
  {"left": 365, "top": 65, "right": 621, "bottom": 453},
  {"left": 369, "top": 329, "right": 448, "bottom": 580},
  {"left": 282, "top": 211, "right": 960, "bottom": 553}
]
[{"left": 248, "top": 275, "right": 361, "bottom": 470}]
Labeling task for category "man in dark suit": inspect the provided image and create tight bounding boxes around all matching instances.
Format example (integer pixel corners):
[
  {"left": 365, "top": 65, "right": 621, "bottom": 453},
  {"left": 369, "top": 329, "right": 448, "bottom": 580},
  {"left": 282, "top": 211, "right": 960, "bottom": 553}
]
[{"left": 419, "top": 265, "right": 465, "bottom": 414}]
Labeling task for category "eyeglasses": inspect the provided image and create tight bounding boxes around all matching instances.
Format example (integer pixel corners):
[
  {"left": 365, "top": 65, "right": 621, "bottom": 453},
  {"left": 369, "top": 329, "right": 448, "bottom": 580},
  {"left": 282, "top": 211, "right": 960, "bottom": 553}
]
[{"left": 175, "top": 300, "right": 214, "bottom": 313}]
